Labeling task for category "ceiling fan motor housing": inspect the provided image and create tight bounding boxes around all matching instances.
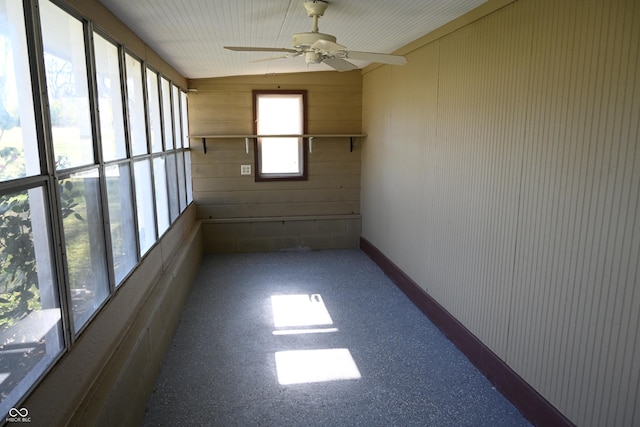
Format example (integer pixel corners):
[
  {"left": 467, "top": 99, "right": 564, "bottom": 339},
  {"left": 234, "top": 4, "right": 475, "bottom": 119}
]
[{"left": 292, "top": 32, "right": 336, "bottom": 50}]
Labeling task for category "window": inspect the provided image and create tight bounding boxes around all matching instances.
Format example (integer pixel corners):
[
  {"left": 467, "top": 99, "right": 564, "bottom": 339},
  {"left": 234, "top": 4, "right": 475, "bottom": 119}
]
[
  {"left": 172, "top": 85, "right": 181, "bottom": 150},
  {"left": 160, "top": 77, "right": 173, "bottom": 150},
  {"left": 180, "top": 90, "right": 189, "bottom": 148},
  {"left": 166, "top": 153, "right": 180, "bottom": 223},
  {"left": 59, "top": 170, "right": 110, "bottom": 333},
  {"left": 0, "top": 0, "right": 40, "bottom": 180},
  {"left": 0, "top": 187, "right": 64, "bottom": 418},
  {"left": 152, "top": 155, "right": 170, "bottom": 236},
  {"left": 176, "top": 150, "right": 187, "bottom": 211},
  {"left": 146, "top": 68, "right": 162, "bottom": 153},
  {"left": 125, "top": 53, "right": 147, "bottom": 156},
  {"left": 41, "top": 0, "right": 94, "bottom": 170},
  {"left": 105, "top": 163, "right": 137, "bottom": 285},
  {"left": 185, "top": 150, "right": 193, "bottom": 205},
  {"left": 133, "top": 159, "right": 156, "bottom": 255},
  {"left": 94, "top": 32, "right": 126, "bottom": 162},
  {"left": 253, "top": 91, "right": 307, "bottom": 181}
]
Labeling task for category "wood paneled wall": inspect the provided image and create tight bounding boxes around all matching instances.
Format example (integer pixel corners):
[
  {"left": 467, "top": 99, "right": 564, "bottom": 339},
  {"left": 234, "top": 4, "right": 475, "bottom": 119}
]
[
  {"left": 188, "top": 71, "right": 363, "bottom": 252},
  {"left": 360, "top": 0, "right": 640, "bottom": 426}
]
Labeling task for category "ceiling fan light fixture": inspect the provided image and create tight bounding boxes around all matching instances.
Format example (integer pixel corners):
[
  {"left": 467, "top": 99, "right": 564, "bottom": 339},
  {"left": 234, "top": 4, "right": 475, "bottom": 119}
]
[{"left": 305, "top": 51, "right": 322, "bottom": 64}]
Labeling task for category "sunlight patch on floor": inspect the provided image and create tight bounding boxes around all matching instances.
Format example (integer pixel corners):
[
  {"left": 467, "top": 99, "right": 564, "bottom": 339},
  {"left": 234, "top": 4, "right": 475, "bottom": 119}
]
[
  {"left": 271, "top": 294, "right": 333, "bottom": 328},
  {"left": 275, "top": 348, "right": 362, "bottom": 385},
  {"left": 271, "top": 294, "right": 361, "bottom": 384}
]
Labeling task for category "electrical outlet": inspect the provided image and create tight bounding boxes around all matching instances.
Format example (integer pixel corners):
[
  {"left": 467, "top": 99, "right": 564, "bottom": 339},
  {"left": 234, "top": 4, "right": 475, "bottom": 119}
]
[{"left": 240, "top": 164, "right": 252, "bottom": 175}]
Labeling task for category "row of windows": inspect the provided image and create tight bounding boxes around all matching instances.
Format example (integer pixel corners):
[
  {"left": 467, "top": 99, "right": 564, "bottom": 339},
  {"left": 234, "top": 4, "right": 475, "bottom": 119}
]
[{"left": 0, "top": 0, "right": 192, "bottom": 416}]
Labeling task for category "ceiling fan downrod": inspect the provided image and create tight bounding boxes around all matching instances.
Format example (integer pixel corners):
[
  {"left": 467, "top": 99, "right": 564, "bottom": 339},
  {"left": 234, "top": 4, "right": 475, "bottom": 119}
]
[
  {"left": 294, "top": 0, "right": 335, "bottom": 63},
  {"left": 304, "top": 0, "right": 329, "bottom": 33}
]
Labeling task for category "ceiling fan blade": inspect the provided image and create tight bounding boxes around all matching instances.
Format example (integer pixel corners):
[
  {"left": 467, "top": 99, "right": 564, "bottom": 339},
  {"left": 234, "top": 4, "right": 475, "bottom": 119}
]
[
  {"left": 310, "top": 39, "right": 347, "bottom": 53},
  {"left": 323, "top": 57, "right": 358, "bottom": 72},
  {"left": 344, "top": 50, "right": 408, "bottom": 66},
  {"left": 224, "top": 46, "right": 299, "bottom": 53},
  {"left": 251, "top": 52, "right": 302, "bottom": 63}
]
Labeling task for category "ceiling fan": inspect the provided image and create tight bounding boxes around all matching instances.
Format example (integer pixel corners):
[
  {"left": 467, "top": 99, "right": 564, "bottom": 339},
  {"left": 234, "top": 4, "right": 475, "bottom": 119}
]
[{"left": 224, "top": 0, "right": 407, "bottom": 72}]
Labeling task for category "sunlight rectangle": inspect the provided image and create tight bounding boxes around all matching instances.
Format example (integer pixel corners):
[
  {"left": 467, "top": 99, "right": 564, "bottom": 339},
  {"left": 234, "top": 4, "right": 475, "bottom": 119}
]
[
  {"left": 275, "top": 348, "right": 361, "bottom": 385},
  {"left": 271, "top": 294, "right": 333, "bottom": 328}
]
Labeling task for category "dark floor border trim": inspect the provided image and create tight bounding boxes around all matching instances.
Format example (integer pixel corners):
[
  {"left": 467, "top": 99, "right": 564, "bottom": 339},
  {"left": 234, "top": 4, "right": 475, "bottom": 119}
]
[{"left": 360, "top": 237, "right": 574, "bottom": 427}]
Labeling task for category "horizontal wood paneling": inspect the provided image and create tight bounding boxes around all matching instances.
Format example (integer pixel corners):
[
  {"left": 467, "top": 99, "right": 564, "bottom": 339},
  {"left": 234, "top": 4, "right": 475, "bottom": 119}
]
[
  {"left": 192, "top": 175, "right": 360, "bottom": 192},
  {"left": 197, "top": 202, "right": 360, "bottom": 219},
  {"left": 197, "top": 188, "right": 360, "bottom": 205},
  {"left": 188, "top": 70, "right": 362, "bottom": 220},
  {"left": 361, "top": 0, "right": 640, "bottom": 426}
]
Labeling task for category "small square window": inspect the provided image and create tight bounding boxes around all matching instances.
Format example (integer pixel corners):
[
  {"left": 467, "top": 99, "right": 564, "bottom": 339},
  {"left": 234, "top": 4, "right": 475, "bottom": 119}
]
[{"left": 253, "top": 90, "right": 307, "bottom": 181}]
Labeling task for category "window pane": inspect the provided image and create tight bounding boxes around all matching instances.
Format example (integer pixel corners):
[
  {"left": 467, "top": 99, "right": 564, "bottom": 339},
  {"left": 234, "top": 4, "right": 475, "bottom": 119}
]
[
  {"left": 41, "top": 0, "right": 94, "bottom": 170},
  {"left": 260, "top": 138, "right": 302, "bottom": 174},
  {"left": 176, "top": 151, "right": 186, "bottom": 212},
  {"left": 153, "top": 156, "right": 169, "bottom": 236},
  {"left": 0, "top": 187, "right": 64, "bottom": 417},
  {"left": 160, "top": 77, "right": 173, "bottom": 150},
  {"left": 125, "top": 54, "right": 147, "bottom": 156},
  {"left": 94, "top": 33, "right": 126, "bottom": 161},
  {"left": 59, "top": 170, "right": 109, "bottom": 333},
  {"left": 146, "top": 69, "right": 162, "bottom": 153},
  {"left": 180, "top": 91, "right": 189, "bottom": 148},
  {"left": 105, "top": 163, "right": 137, "bottom": 285},
  {"left": 0, "top": 0, "right": 40, "bottom": 180},
  {"left": 185, "top": 150, "right": 193, "bottom": 204},
  {"left": 166, "top": 153, "right": 179, "bottom": 223},
  {"left": 172, "top": 85, "right": 180, "bottom": 150},
  {"left": 257, "top": 95, "right": 303, "bottom": 134},
  {"left": 133, "top": 159, "right": 156, "bottom": 255}
]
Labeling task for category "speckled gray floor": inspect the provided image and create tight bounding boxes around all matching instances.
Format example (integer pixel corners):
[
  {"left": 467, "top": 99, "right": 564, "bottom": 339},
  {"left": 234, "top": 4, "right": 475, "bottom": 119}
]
[{"left": 143, "top": 249, "right": 531, "bottom": 426}]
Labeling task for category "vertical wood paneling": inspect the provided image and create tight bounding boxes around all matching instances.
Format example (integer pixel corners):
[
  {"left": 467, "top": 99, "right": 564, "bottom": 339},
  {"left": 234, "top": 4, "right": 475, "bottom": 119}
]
[
  {"left": 361, "top": 0, "right": 640, "bottom": 425},
  {"left": 510, "top": 1, "right": 640, "bottom": 425},
  {"left": 426, "top": 2, "right": 531, "bottom": 356}
]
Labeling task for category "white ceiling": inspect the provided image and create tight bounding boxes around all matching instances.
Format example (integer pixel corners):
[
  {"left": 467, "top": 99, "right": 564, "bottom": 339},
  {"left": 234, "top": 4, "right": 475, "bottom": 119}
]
[{"left": 98, "top": 0, "right": 486, "bottom": 79}]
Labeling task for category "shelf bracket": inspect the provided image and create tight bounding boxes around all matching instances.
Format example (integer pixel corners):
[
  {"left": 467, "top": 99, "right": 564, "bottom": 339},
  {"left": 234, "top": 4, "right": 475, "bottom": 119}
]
[
  {"left": 309, "top": 136, "right": 314, "bottom": 153},
  {"left": 350, "top": 136, "right": 354, "bottom": 152},
  {"left": 245, "top": 137, "right": 251, "bottom": 154},
  {"left": 202, "top": 138, "right": 207, "bottom": 154}
]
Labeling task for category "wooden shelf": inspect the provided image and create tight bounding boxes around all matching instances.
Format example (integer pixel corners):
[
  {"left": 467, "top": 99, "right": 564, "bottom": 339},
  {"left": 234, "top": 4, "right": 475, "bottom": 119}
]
[{"left": 188, "top": 134, "right": 367, "bottom": 153}]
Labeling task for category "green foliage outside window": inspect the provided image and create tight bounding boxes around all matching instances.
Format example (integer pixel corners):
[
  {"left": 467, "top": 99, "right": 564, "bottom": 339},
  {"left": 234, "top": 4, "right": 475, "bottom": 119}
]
[
  {"left": 0, "top": 182, "right": 82, "bottom": 330},
  {"left": 0, "top": 193, "right": 39, "bottom": 328}
]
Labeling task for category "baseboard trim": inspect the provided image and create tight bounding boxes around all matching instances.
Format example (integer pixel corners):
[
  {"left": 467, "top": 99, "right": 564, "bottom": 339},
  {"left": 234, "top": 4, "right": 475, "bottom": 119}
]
[{"left": 360, "top": 237, "right": 574, "bottom": 427}]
